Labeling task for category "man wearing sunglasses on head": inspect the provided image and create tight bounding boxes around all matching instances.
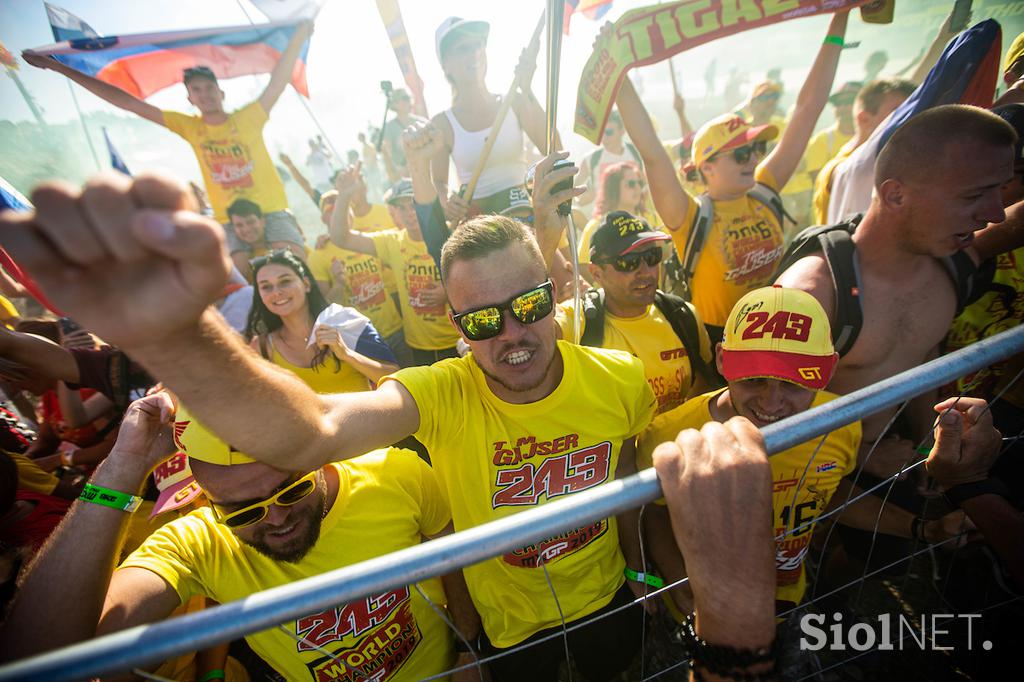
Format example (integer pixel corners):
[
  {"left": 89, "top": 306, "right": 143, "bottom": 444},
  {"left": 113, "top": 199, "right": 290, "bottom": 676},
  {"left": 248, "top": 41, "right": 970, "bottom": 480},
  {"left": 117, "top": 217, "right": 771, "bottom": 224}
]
[
  {"left": 613, "top": 12, "right": 850, "bottom": 342},
  {"left": 551, "top": 210, "right": 716, "bottom": 415},
  {"left": 1, "top": 161, "right": 656, "bottom": 680},
  {"left": 2, "top": 394, "right": 459, "bottom": 680}
]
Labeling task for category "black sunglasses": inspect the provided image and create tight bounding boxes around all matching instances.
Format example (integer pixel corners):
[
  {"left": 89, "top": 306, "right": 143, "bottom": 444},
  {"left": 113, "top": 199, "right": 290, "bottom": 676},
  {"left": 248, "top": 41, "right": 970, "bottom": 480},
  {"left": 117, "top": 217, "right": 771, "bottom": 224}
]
[
  {"left": 595, "top": 246, "right": 665, "bottom": 273},
  {"left": 452, "top": 280, "right": 555, "bottom": 341},
  {"left": 712, "top": 140, "right": 768, "bottom": 165}
]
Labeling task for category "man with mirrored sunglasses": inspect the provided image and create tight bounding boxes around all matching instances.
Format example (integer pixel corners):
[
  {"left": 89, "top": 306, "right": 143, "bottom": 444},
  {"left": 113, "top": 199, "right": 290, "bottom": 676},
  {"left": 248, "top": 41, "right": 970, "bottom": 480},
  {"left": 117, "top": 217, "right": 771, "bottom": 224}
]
[
  {"left": 548, "top": 210, "right": 716, "bottom": 416},
  {"left": 2, "top": 395, "right": 461, "bottom": 680},
  {"left": 0, "top": 163, "right": 659, "bottom": 680}
]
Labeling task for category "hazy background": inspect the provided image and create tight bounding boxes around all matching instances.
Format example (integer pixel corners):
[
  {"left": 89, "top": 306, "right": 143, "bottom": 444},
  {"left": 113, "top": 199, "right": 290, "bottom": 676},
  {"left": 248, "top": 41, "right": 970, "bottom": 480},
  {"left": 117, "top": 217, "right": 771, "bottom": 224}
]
[{"left": 2, "top": 0, "right": 1022, "bottom": 232}]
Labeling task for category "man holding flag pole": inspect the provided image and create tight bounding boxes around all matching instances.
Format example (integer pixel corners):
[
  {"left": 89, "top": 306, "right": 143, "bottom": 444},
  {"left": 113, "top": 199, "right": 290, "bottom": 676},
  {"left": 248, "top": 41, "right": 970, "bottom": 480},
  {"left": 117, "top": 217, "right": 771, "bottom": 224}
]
[{"left": 23, "top": 15, "right": 313, "bottom": 280}]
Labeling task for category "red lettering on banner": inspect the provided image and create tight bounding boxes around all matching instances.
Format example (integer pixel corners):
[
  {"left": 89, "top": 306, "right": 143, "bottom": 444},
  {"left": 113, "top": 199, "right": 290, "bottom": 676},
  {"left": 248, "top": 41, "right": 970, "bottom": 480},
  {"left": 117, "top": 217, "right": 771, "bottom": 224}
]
[{"left": 492, "top": 442, "right": 612, "bottom": 507}]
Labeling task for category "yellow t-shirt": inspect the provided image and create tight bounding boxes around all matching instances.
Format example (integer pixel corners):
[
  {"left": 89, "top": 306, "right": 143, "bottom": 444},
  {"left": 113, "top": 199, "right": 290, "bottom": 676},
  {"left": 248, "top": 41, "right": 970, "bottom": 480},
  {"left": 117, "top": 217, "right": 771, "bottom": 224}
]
[
  {"left": 638, "top": 389, "right": 860, "bottom": 606},
  {"left": 946, "top": 248, "right": 1024, "bottom": 405},
  {"left": 386, "top": 341, "right": 657, "bottom": 647},
  {"left": 163, "top": 102, "right": 288, "bottom": 224},
  {"left": 8, "top": 451, "right": 58, "bottom": 495},
  {"left": 811, "top": 143, "right": 855, "bottom": 226},
  {"left": 353, "top": 204, "right": 396, "bottom": 232},
  {"left": 308, "top": 241, "right": 403, "bottom": 338},
  {"left": 269, "top": 346, "right": 370, "bottom": 394},
  {"left": 555, "top": 300, "right": 712, "bottom": 414},
  {"left": 120, "top": 450, "right": 454, "bottom": 682},
  {"left": 671, "top": 166, "right": 784, "bottom": 327},
  {"left": 370, "top": 232, "right": 459, "bottom": 351}
]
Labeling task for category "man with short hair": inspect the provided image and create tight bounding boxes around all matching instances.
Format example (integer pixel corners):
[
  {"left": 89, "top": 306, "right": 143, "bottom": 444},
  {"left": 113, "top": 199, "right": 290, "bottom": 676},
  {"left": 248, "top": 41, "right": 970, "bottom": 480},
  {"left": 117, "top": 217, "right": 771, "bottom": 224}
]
[
  {"left": 23, "top": 21, "right": 312, "bottom": 274},
  {"left": 226, "top": 198, "right": 305, "bottom": 280},
  {"left": 0, "top": 167, "right": 657, "bottom": 681},
  {"left": 0, "top": 395, "right": 457, "bottom": 680},
  {"left": 550, "top": 210, "right": 714, "bottom": 414},
  {"left": 811, "top": 78, "right": 916, "bottom": 225}
]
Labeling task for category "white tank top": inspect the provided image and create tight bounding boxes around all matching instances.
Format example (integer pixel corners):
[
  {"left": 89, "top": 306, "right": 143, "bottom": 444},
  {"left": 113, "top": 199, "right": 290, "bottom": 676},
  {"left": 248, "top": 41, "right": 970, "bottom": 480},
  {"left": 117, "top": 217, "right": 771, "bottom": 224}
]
[{"left": 445, "top": 101, "right": 527, "bottom": 199}]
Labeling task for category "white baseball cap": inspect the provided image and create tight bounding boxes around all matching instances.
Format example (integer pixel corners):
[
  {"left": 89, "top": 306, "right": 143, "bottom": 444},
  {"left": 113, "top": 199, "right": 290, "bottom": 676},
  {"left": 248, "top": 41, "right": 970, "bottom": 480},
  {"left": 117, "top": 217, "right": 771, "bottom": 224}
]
[{"left": 435, "top": 17, "right": 489, "bottom": 62}]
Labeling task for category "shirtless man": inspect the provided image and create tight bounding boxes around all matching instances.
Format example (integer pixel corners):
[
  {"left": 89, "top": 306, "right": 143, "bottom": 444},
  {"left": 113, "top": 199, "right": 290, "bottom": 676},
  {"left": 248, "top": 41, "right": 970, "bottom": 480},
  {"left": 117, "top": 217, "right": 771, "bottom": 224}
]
[{"left": 776, "top": 105, "right": 1017, "bottom": 470}]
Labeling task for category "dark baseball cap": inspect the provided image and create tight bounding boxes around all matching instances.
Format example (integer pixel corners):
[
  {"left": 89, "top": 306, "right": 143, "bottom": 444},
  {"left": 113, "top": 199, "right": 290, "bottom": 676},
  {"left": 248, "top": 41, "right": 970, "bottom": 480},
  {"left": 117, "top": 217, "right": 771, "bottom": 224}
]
[
  {"left": 590, "top": 211, "right": 670, "bottom": 260},
  {"left": 384, "top": 179, "right": 415, "bottom": 204},
  {"left": 992, "top": 103, "right": 1024, "bottom": 166}
]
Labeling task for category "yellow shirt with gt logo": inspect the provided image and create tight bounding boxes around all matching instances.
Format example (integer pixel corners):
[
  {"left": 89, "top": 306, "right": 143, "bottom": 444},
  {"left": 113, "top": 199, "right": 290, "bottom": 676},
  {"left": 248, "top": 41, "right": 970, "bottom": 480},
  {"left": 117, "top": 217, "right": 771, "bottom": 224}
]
[
  {"left": 638, "top": 389, "right": 860, "bottom": 607},
  {"left": 555, "top": 301, "right": 712, "bottom": 414},
  {"left": 387, "top": 341, "right": 657, "bottom": 647}
]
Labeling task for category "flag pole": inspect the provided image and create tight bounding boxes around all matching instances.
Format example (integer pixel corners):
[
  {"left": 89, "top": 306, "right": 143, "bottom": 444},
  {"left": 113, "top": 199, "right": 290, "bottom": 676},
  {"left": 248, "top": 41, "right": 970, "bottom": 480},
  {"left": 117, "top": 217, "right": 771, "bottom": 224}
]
[
  {"left": 3, "top": 67, "right": 47, "bottom": 127},
  {"left": 66, "top": 81, "right": 102, "bottom": 171},
  {"left": 233, "top": 0, "right": 343, "bottom": 162}
]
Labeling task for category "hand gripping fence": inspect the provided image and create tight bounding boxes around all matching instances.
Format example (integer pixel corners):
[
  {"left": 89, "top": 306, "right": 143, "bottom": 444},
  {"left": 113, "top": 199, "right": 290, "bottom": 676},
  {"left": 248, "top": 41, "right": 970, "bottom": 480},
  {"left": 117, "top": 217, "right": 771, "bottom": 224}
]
[{"left": 2, "top": 324, "right": 1022, "bottom": 681}]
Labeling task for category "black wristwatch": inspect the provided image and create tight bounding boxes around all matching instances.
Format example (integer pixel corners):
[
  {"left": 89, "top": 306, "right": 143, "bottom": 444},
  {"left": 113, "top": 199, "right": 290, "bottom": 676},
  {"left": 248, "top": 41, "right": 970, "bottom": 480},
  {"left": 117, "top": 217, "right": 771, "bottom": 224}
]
[
  {"left": 454, "top": 632, "right": 481, "bottom": 655},
  {"left": 943, "top": 478, "right": 1010, "bottom": 508}
]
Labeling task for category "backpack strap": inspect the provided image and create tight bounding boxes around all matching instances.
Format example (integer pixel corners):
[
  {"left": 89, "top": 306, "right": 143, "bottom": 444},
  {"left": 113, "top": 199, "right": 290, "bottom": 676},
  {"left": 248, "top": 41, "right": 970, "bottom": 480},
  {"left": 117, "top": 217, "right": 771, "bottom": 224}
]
[
  {"left": 817, "top": 228, "right": 862, "bottom": 357},
  {"left": 748, "top": 181, "right": 796, "bottom": 227},
  {"left": 579, "top": 288, "right": 606, "bottom": 347},
  {"left": 943, "top": 250, "right": 993, "bottom": 313},
  {"left": 680, "top": 193, "right": 715, "bottom": 300},
  {"left": 654, "top": 290, "right": 722, "bottom": 389}
]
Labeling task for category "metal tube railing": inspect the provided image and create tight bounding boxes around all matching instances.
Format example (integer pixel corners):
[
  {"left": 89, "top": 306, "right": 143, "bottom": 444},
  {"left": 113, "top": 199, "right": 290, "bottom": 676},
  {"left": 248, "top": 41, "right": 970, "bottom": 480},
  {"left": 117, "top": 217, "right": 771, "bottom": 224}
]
[{"left": 2, "top": 324, "right": 1022, "bottom": 681}]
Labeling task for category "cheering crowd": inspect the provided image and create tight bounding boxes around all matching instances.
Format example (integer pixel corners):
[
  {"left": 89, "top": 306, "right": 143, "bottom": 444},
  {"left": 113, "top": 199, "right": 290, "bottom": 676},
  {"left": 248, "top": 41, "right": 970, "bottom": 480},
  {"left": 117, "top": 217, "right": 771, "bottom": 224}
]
[{"left": 1, "top": 4, "right": 1023, "bottom": 681}]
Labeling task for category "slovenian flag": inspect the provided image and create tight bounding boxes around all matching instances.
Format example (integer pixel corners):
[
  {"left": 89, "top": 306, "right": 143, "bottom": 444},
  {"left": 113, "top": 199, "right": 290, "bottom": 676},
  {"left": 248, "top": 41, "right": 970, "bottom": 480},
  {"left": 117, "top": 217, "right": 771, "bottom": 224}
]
[
  {"left": 44, "top": 2, "right": 98, "bottom": 42},
  {"left": 25, "top": 18, "right": 311, "bottom": 100},
  {"left": 564, "top": 0, "right": 615, "bottom": 34},
  {"left": 827, "top": 19, "right": 1002, "bottom": 223}
]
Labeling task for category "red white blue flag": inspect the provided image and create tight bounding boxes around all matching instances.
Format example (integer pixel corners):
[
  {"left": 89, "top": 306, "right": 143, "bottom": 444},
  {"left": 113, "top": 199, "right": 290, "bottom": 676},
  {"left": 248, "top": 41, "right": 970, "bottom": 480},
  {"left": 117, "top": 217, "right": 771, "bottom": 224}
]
[{"left": 26, "top": 19, "right": 311, "bottom": 99}]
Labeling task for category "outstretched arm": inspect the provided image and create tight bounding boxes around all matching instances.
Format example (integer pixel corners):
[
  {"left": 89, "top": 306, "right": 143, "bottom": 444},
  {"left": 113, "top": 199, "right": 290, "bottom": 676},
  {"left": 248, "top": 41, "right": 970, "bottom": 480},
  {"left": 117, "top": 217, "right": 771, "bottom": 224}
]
[
  {"left": 761, "top": 12, "right": 848, "bottom": 187},
  {"left": 616, "top": 76, "right": 691, "bottom": 230},
  {"left": 0, "top": 172, "right": 419, "bottom": 473},
  {"left": 22, "top": 52, "right": 163, "bottom": 126},
  {"left": 908, "top": 7, "right": 966, "bottom": 85},
  {"left": 279, "top": 152, "right": 320, "bottom": 206},
  {"left": 258, "top": 20, "right": 314, "bottom": 113},
  {"left": 327, "top": 166, "right": 377, "bottom": 256}
]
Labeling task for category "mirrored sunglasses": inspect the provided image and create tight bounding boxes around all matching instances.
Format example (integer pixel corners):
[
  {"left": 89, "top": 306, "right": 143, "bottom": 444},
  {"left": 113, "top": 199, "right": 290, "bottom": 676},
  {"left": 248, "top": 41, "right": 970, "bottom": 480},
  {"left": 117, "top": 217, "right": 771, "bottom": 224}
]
[
  {"left": 211, "top": 471, "right": 319, "bottom": 529},
  {"left": 452, "top": 280, "right": 554, "bottom": 342}
]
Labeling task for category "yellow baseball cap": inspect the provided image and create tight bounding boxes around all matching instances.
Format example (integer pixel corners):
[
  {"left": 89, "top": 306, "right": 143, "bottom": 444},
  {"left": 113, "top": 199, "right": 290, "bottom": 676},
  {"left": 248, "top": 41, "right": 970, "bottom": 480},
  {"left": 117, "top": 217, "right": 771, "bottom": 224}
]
[
  {"left": 692, "top": 113, "right": 778, "bottom": 168},
  {"left": 1005, "top": 33, "right": 1024, "bottom": 77},
  {"left": 720, "top": 286, "right": 838, "bottom": 391},
  {"left": 172, "top": 406, "right": 255, "bottom": 466}
]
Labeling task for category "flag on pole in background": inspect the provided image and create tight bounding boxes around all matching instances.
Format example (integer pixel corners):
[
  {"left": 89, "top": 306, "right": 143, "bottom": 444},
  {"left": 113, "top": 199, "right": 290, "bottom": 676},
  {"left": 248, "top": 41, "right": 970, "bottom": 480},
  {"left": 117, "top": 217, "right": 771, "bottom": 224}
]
[
  {"left": 25, "top": 20, "right": 311, "bottom": 100},
  {"left": 827, "top": 19, "right": 1003, "bottom": 222},
  {"left": 563, "top": 1, "right": 615, "bottom": 34},
  {"left": 103, "top": 127, "right": 131, "bottom": 175},
  {"left": 0, "top": 39, "right": 19, "bottom": 70},
  {"left": 43, "top": 2, "right": 98, "bottom": 41},
  {"left": 375, "top": 0, "right": 428, "bottom": 117}
]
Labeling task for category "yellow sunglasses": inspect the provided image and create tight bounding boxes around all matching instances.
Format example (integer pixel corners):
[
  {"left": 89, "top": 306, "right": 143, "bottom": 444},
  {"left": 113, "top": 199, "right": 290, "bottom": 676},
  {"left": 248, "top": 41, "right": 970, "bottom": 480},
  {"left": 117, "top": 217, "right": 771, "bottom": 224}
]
[{"left": 211, "top": 471, "right": 319, "bottom": 529}]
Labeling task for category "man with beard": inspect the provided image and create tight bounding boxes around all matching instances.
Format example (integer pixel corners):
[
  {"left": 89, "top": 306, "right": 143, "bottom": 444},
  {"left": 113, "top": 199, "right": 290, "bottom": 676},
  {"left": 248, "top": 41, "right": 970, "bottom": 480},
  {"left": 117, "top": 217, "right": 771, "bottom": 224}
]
[
  {"left": 0, "top": 157, "right": 655, "bottom": 680},
  {"left": 0, "top": 394, "right": 457, "bottom": 681}
]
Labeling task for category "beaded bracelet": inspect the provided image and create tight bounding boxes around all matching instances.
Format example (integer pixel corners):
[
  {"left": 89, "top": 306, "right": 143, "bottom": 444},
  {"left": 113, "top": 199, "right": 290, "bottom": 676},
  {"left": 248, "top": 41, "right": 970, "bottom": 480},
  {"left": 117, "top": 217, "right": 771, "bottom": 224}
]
[{"left": 680, "top": 613, "right": 777, "bottom": 681}]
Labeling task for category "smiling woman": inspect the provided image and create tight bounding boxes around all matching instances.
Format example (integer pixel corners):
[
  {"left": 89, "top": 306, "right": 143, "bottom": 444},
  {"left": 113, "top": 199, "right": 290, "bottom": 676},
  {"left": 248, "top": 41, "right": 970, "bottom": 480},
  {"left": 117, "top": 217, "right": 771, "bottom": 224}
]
[{"left": 245, "top": 250, "right": 399, "bottom": 393}]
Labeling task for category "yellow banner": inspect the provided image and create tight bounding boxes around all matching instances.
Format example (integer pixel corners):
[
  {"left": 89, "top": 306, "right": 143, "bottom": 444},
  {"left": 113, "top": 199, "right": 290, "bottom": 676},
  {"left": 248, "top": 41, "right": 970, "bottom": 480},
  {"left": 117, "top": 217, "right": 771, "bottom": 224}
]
[{"left": 574, "top": 0, "right": 871, "bottom": 143}]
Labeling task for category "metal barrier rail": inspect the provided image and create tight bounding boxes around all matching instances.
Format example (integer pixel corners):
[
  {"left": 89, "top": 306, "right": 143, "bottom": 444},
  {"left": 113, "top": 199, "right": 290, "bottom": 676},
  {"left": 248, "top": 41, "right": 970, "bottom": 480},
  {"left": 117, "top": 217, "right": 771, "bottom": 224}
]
[{"left": 2, "top": 324, "right": 1022, "bottom": 681}]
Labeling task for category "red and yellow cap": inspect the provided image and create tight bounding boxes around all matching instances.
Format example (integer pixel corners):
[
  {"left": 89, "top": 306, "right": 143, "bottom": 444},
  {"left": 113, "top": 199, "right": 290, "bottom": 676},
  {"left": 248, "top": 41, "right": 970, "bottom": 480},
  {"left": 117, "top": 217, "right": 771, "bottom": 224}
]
[
  {"left": 692, "top": 113, "right": 778, "bottom": 168},
  {"left": 150, "top": 452, "right": 202, "bottom": 518},
  {"left": 172, "top": 406, "right": 255, "bottom": 466},
  {"left": 720, "top": 286, "right": 838, "bottom": 391}
]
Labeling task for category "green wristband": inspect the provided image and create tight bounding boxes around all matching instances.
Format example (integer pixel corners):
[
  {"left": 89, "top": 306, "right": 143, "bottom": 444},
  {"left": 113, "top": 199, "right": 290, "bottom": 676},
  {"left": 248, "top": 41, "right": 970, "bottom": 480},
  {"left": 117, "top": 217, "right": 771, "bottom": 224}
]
[
  {"left": 624, "top": 567, "right": 664, "bottom": 589},
  {"left": 823, "top": 35, "right": 844, "bottom": 47},
  {"left": 199, "top": 669, "right": 226, "bottom": 682},
  {"left": 79, "top": 483, "right": 142, "bottom": 513}
]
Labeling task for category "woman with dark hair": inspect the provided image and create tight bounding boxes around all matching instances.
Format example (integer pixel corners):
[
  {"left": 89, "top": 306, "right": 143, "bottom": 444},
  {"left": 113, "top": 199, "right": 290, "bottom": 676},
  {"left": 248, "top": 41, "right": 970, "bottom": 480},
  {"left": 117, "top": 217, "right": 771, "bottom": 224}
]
[
  {"left": 576, "top": 162, "right": 659, "bottom": 269},
  {"left": 245, "top": 250, "right": 399, "bottom": 393}
]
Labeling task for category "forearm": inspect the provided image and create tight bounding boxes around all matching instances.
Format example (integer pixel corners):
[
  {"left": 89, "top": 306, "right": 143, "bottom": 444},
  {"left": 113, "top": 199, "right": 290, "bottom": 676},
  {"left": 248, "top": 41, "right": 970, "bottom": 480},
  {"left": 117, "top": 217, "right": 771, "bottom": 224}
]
[
  {"left": 337, "top": 348, "right": 399, "bottom": 385},
  {"left": 440, "top": 569, "right": 482, "bottom": 641},
  {"left": 409, "top": 157, "right": 437, "bottom": 205},
  {"left": 909, "top": 26, "right": 954, "bottom": 85},
  {"left": 0, "top": 328, "right": 81, "bottom": 384},
  {"left": 41, "top": 59, "right": 162, "bottom": 124},
  {"left": 645, "top": 505, "right": 693, "bottom": 613},
  {"left": 130, "top": 309, "right": 338, "bottom": 470},
  {"left": 56, "top": 382, "right": 88, "bottom": 427},
  {"left": 0, "top": 451, "right": 147, "bottom": 660},
  {"left": 70, "top": 429, "right": 119, "bottom": 467},
  {"left": 961, "top": 494, "right": 1024, "bottom": 591},
  {"left": 283, "top": 158, "right": 319, "bottom": 204},
  {"left": 328, "top": 197, "right": 374, "bottom": 255},
  {"left": 971, "top": 199, "right": 1024, "bottom": 261},
  {"left": 616, "top": 78, "right": 689, "bottom": 229},
  {"left": 260, "top": 22, "right": 310, "bottom": 109}
]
